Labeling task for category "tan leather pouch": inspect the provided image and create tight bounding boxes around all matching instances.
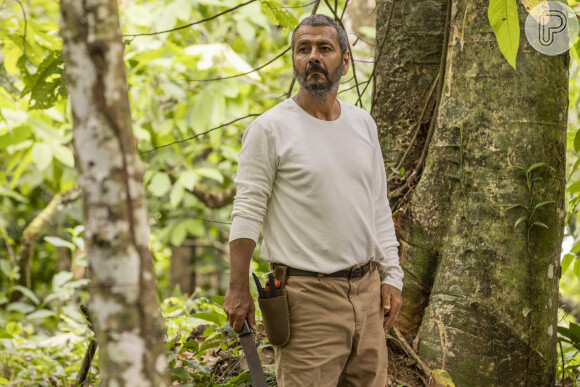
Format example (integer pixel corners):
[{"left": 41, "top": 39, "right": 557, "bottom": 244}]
[{"left": 258, "top": 287, "right": 291, "bottom": 346}]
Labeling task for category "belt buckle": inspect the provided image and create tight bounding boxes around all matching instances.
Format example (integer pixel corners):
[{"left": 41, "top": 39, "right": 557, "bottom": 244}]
[{"left": 350, "top": 266, "right": 363, "bottom": 278}]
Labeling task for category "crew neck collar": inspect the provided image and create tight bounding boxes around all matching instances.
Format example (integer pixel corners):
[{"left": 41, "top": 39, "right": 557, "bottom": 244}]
[{"left": 288, "top": 97, "right": 344, "bottom": 126}]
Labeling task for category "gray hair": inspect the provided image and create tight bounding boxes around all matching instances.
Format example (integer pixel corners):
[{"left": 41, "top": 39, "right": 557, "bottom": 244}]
[{"left": 291, "top": 14, "right": 349, "bottom": 57}]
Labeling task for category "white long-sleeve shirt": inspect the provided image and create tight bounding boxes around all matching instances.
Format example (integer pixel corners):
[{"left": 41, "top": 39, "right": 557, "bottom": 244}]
[{"left": 228, "top": 97, "right": 404, "bottom": 290}]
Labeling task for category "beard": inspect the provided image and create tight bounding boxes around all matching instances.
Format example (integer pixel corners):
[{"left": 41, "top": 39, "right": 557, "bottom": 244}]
[{"left": 293, "top": 61, "right": 343, "bottom": 99}]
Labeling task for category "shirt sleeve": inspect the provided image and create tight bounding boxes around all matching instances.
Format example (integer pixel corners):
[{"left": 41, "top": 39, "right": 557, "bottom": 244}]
[
  {"left": 371, "top": 122, "right": 404, "bottom": 291},
  {"left": 229, "top": 119, "right": 277, "bottom": 244}
]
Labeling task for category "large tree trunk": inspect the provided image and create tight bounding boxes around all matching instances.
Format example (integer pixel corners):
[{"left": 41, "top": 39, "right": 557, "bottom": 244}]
[
  {"left": 372, "top": 0, "right": 566, "bottom": 385},
  {"left": 59, "top": 1, "right": 168, "bottom": 385}
]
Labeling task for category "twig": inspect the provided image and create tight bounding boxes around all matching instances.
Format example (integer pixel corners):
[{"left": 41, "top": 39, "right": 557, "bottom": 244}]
[
  {"left": 351, "top": 33, "right": 375, "bottom": 47},
  {"left": 356, "top": 0, "right": 395, "bottom": 108},
  {"left": 323, "top": 0, "right": 362, "bottom": 107},
  {"left": 392, "top": 72, "right": 440, "bottom": 173},
  {"left": 140, "top": 113, "right": 261, "bottom": 154},
  {"left": 390, "top": 327, "right": 431, "bottom": 378},
  {"left": 14, "top": 0, "right": 33, "bottom": 65},
  {"left": 122, "top": 0, "right": 257, "bottom": 38},
  {"left": 558, "top": 339, "right": 565, "bottom": 386},
  {"left": 388, "top": 0, "right": 451, "bottom": 200},
  {"left": 337, "top": 79, "right": 370, "bottom": 95},
  {"left": 184, "top": 47, "right": 291, "bottom": 82},
  {"left": 75, "top": 305, "right": 97, "bottom": 387},
  {"left": 276, "top": 1, "right": 316, "bottom": 9},
  {"left": 286, "top": 0, "right": 322, "bottom": 98}
]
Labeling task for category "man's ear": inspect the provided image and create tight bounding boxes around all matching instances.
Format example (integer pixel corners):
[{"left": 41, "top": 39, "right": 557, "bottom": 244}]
[{"left": 342, "top": 50, "right": 350, "bottom": 75}]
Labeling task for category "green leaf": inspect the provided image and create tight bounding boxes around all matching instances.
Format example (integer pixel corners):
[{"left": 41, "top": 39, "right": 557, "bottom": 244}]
[
  {"left": 196, "top": 167, "right": 224, "bottom": 184},
  {"left": 227, "top": 371, "right": 252, "bottom": 384},
  {"left": 0, "top": 331, "right": 12, "bottom": 339},
  {"left": 212, "top": 295, "right": 225, "bottom": 306},
  {"left": 0, "top": 377, "right": 10, "bottom": 385},
  {"left": 574, "top": 258, "right": 580, "bottom": 278},
  {"left": 522, "top": 307, "right": 531, "bottom": 317},
  {"left": 27, "top": 309, "right": 56, "bottom": 320},
  {"left": 527, "top": 162, "right": 553, "bottom": 174},
  {"left": 21, "top": 50, "right": 66, "bottom": 110},
  {"left": 444, "top": 143, "right": 460, "bottom": 148},
  {"left": 446, "top": 173, "right": 461, "bottom": 180},
  {"left": 0, "top": 259, "right": 13, "bottom": 278},
  {"left": 13, "top": 285, "right": 40, "bottom": 305},
  {"left": 260, "top": 0, "right": 298, "bottom": 30},
  {"left": 192, "top": 311, "right": 226, "bottom": 326},
  {"left": 569, "top": 322, "right": 580, "bottom": 344},
  {"left": 532, "top": 221, "right": 549, "bottom": 229},
  {"left": 505, "top": 203, "right": 525, "bottom": 211},
  {"left": 52, "top": 271, "right": 73, "bottom": 290},
  {"left": 446, "top": 157, "right": 460, "bottom": 164},
  {"left": 561, "top": 254, "right": 575, "bottom": 274},
  {"left": 488, "top": 0, "right": 519, "bottom": 70},
  {"left": 514, "top": 216, "right": 527, "bottom": 229},
  {"left": 567, "top": 181, "right": 580, "bottom": 194},
  {"left": 150, "top": 172, "right": 172, "bottom": 197},
  {"left": 178, "top": 170, "right": 198, "bottom": 190},
  {"left": 44, "top": 236, "right": 75, "bottom": 250},
  {"left": 534, "top": 200, "right": 554, "bottom": 209},
  {"left": 169, "top": 366, "right": 191, "bottom": 382},
  {"left": 51, "top": 143, "right": 74, "bottom": 167},
  {"left": 31, "top": 142, "right": 53, "bottom": 171},
  {"left": 170, "top": 222, "right": 187, "bottom": 246},
  {"left": 170, "top": 182, "right": 185, "bottom": 208}
]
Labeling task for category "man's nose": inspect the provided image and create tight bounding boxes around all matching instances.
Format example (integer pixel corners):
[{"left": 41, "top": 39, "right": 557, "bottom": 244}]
[{"left": 308, "top": 48, "right": 321, "bottom": 63}]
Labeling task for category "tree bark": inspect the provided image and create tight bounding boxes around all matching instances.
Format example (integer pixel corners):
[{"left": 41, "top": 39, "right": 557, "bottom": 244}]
[
  {"left": 59, "top": 0, "right": 168, "bottom": 385},
  {"left": 373, "top": 0, "right": 566, "bottom": 385}
]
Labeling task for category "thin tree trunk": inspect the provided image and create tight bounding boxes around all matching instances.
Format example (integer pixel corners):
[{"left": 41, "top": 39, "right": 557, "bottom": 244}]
[
  {"left": 59, "top": 0, "right": 168, "bottom": 385},
  {"left": 373, "top": 0, "right": 566, "bottom": 385}
]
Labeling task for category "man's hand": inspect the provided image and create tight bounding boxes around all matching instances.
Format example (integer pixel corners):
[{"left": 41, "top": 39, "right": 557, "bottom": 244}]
[
  {"left": 381, "top": 284, "right": 402, "bottom": 331},
  {"left": 224, "top": 238, "right": 257, "bottom": 333},
  {"left": 223, "top": 286, "right": 257, "bottom": 333}
]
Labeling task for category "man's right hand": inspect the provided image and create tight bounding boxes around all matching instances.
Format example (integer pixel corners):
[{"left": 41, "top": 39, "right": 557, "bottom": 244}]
[
  {"left": 224, "top": 237, "right": 258, "bottom": 332},
  {"left": 223, "top": 286, "right": 257, "bottom": 333}
]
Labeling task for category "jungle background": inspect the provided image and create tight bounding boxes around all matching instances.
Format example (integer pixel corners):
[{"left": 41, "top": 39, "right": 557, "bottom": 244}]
[{"left": 0, "top": 0, "right": 579, "bottom": 385}]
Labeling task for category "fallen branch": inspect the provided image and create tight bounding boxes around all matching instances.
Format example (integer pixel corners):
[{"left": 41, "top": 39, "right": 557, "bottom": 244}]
[{"left": 390, "top": 327, "right": 431, "bottom": 378}]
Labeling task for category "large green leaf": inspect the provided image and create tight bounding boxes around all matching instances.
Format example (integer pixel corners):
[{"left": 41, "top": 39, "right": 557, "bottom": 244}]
[
  {"left": 31, "top": 142, "right": 53, "bottom": 171},
  {"left": 488, "top": 0, "right": 520, "bottom": 70},
  {"left": 150, "top": 172, "right": 172, "bottom": 197},
  {"left": 21, "top": 50, "right": 67, "bottom": 110}
]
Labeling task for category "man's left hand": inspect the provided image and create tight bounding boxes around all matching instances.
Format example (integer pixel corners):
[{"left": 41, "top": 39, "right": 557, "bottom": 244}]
[{"left": 381, "top": 284, "right": 402, "bottom": 331}]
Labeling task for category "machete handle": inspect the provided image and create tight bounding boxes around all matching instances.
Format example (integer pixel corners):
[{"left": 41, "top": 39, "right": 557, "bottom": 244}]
[{"left": 238, "top": 318, "right": 252, "bottom": 336}]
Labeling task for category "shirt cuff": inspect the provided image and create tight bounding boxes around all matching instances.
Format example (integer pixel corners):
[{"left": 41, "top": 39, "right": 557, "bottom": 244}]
[
  {"left": 378, "top": 246, "right": 404, "bottom": 291},
  {"left": 228, "top": 216, "right": 261, "bottom": 244}
]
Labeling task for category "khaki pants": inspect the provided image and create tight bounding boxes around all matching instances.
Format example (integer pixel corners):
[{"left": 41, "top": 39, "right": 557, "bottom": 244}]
[{"left": 273, "top": 265, "right": 388, "bottom": 387}]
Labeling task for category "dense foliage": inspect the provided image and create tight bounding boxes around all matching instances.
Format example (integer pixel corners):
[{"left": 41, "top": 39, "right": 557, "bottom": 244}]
[{"left": 0, "top": 0, "right": 579, "bottom": 385}]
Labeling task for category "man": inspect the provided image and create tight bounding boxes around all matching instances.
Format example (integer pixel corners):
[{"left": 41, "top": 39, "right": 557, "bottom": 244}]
[{"left": 223, "top": 14, "right": 404, "bottom": 386}]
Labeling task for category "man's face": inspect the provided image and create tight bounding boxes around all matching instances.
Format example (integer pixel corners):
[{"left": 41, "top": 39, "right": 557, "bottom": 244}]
[{"left": 292, "top": 25, "right": 349, "bottom": 99}]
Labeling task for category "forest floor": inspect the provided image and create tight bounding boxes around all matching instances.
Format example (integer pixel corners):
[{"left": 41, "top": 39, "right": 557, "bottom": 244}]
[{"left": 183, "top": 324, "right": 426, "bottom": 386}]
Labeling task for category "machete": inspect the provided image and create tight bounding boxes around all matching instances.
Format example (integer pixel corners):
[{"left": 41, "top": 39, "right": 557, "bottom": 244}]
[{"left": 238, "top": 319, "right": 268, "bottom": 387}]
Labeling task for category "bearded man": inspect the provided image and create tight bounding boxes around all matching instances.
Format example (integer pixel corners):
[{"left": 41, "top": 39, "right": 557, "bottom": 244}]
[{"left": 223, "top": 14, "right": 404, "bottom": 386}]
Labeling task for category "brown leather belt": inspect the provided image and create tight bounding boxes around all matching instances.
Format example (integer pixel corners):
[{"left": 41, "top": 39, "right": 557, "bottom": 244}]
[{"left": 283, "top": 261, "right": 376, "bottom": 279}]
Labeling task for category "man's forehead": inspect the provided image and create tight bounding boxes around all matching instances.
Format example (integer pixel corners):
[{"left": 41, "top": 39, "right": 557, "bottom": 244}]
[{"left": 294, "top": 25, "right": 339, "bottom": 44}]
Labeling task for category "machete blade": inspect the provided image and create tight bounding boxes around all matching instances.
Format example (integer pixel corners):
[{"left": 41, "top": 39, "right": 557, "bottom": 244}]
[{"left": 238, "top": 319, "right": 268, "bottom": 387}]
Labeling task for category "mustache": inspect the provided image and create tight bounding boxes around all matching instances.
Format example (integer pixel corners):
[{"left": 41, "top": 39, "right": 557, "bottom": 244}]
[{"left": 306, "top": 63, "right": 328, "bottom": 77}]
